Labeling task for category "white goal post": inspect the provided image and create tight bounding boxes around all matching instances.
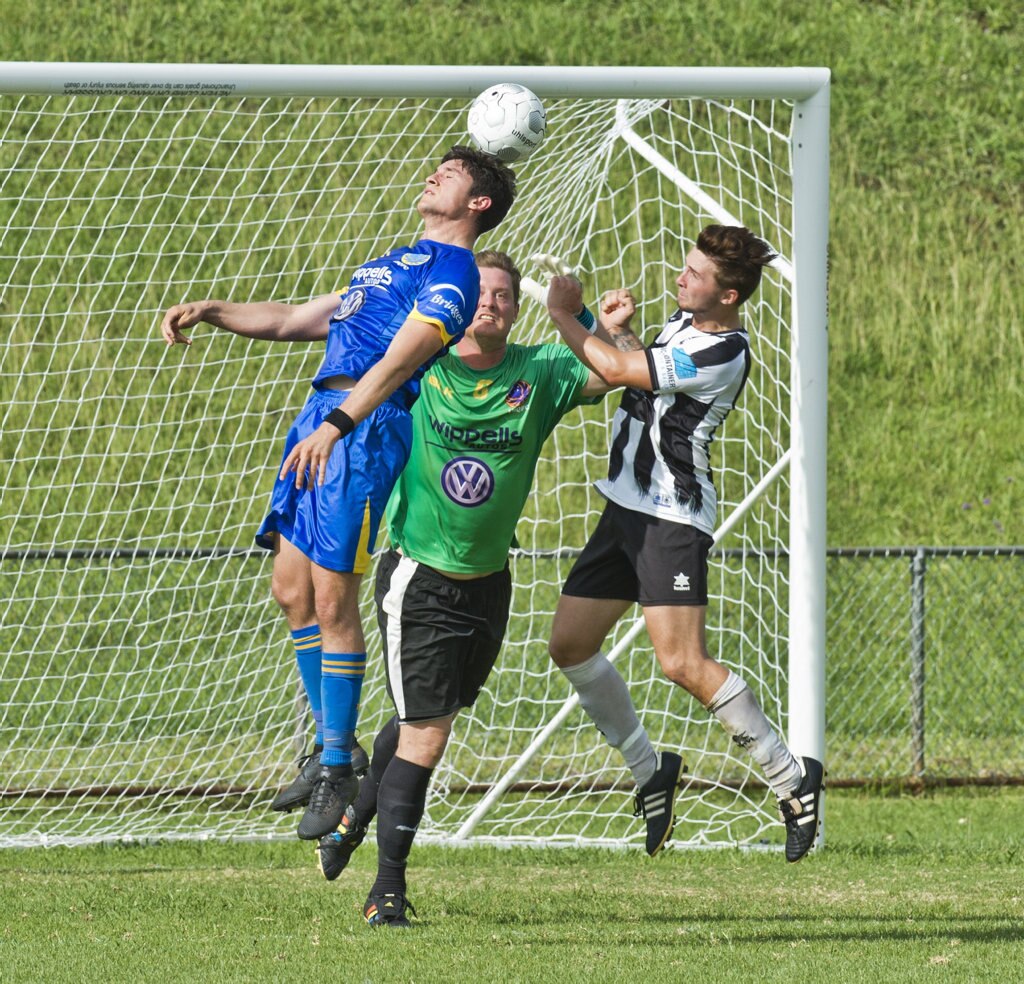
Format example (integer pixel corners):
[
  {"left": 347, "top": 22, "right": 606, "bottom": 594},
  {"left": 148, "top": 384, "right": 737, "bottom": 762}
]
[{"left": 0, "top": 63, "right": 829, "bottom": 850}]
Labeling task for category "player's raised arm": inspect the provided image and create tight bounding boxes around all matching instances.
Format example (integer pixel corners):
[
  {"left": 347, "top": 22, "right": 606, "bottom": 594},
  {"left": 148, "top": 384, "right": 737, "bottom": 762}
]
[
  {"left": 278, "top": 317, "right": 445, "bottom": 489},
  {"left": 521, "top": 253, "right": 638, "bottom": 397},
  {"left": 597, "top": 288, "right": 644, "bottom": 352},
  {"left": 547, "top": 276, "right": 653, "bottom": 390},
  {"left": 159, "top": 293, "right": 338, "bottom": 347}
]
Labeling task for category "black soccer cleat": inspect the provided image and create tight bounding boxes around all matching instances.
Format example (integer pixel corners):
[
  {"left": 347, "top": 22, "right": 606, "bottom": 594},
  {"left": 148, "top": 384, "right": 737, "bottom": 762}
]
[
  {"left": 778, "top": 755, "right": 824, "bottom": 862},
  {"left": 633, "top": 750, "right": 687, "bottom": 856},
  {"left": 296, "top": 764, "right": 359, "bottom": 840},
  {"left": 364, "top": 892, "right": 416, "bottom": 929},
  {"left": 271, "top": 746, "right": 322, "bottom": 813},
  {"left": 316, "top": 804, "right": 367, "bottom": 881},
  {"left": 271, "top": 738, "right": 368, "bottom": 813}
]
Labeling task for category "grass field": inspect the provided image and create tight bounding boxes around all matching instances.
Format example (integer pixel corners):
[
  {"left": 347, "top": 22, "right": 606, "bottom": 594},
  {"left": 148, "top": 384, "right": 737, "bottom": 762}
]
[{"left": 1, "top": 788, "right": 1021, "bottom": 983}]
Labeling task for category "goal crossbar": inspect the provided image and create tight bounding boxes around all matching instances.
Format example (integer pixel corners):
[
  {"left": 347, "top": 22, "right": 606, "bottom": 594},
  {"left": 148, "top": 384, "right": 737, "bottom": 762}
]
[{"left": 0, "top": 62, "right": 830, "bottom": 100}]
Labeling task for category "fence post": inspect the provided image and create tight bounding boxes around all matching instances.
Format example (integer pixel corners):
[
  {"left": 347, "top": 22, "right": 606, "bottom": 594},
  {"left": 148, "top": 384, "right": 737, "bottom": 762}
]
[{"left": 910, "top": 548, "right": 927, "bottom": 778}]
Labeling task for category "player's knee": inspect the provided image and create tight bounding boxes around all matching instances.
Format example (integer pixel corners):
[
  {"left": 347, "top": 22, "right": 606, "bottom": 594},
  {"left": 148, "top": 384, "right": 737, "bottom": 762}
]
[
  {"left": 270, "top": 573, "right": 314, "bottom": 623},
  {"left": 658, "top": 649, "right": 706, "bottom": 692},
  {"left": 398, "top": 721, "right": 452, "bottom": 768},
  {"left": 313, "top": 592, "right": 354, "bottom": 634},
  {"left": 548, "top": 630, "right": 587, "bottom": 668}
]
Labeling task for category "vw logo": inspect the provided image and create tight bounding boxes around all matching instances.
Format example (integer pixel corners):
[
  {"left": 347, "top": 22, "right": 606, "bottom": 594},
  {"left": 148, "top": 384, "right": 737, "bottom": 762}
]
[
  {"left": 440, "top": 456, "right": 494, "bottom": 507},
  {"left": 332, "top": 287, "right": 366, "bottom": 322}
]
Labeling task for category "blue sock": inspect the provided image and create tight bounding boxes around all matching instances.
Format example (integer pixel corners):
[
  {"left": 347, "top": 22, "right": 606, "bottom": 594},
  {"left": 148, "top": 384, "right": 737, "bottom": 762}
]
[
  {"left": 291, "top": 625, "right": 324, "bottom": 746},
  {"left": 321, "top": 651, "right": 366, "bottom": 767}
]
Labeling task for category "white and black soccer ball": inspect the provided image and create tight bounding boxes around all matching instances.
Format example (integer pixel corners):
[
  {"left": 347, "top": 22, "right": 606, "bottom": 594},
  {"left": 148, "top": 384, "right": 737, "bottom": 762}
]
[{"left": 467, "top": 83, "right": 546, "bottom": 163}]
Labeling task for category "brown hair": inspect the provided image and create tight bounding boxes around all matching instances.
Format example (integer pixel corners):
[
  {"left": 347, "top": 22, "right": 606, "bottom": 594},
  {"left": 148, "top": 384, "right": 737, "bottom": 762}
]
[
  {"left": 474, "top": 249, "right": 522, "bottom": 303},
  {"left": 696, "top": 224, "right": 778, "bottom": 304},
  {"left": 442, "top": 145, "right": 518, "bottom": 235}
]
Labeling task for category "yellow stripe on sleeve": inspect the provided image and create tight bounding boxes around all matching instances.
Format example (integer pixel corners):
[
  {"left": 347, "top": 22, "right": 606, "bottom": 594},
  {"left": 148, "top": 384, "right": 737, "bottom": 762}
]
[{"left": 409, "top": 304, "right": 455, "bottom": 346}]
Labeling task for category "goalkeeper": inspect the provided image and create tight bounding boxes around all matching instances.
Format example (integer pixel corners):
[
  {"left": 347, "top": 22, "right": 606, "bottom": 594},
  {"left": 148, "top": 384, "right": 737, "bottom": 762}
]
[
  {"left": 317, "top": 250, "right": 652, "bottom": 929},
  {"left": 158, "top": 147, "right": 516, "bottom": 842}
]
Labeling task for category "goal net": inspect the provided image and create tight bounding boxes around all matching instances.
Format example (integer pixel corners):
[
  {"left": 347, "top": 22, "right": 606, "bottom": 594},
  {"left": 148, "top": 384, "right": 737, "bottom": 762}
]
[{"left": 0, "top": 65, "right": 829, "bottom": 849}]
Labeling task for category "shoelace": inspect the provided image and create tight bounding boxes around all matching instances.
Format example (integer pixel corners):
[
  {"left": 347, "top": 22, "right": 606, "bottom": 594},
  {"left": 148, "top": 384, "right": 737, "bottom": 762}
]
[
  {"left": 778, "top": 793, "right": 813, "bottom": 823},
  {"left": 309, "top": 771, "right": 348, "bottom": 812},
  {"left": 632, "top": 791, "right": 647, "bottom": 819}
]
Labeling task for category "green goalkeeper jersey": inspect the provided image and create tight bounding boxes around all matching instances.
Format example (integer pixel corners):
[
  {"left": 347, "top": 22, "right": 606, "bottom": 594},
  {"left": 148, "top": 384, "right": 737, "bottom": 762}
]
[{"left": 386, "top": 343, "right": 597, "bottom": 575}]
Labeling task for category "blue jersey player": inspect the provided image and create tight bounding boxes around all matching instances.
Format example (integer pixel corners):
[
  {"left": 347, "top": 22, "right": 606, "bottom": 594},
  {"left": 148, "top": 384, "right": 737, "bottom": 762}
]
[{"left": 160, "top": 147, "right": 517, "bottom": 840}]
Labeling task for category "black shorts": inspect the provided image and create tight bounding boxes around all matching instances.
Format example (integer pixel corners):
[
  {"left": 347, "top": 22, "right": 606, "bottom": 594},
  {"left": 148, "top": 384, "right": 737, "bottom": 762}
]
[
  {"left": 374, "top": 548, "right": 512, "bottom": 723},
  {"left": 562, "top": 499, "right": 713, "bottom": 607}
]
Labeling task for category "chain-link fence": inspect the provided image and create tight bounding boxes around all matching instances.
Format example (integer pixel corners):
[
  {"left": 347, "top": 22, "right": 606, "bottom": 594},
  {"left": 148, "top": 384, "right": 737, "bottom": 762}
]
[
  {"left": 826, "top": 547, "right": 1024, "bottom": 783},
  {"left": 2, "top": 545, "right": 1021, "bottom": 796}
]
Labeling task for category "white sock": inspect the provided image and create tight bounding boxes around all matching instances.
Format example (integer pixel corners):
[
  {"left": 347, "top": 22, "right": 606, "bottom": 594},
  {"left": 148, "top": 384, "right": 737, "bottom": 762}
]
[
  {"left": 709, "top": 671, "right": 802, "bottom": 797},
  {"left": 560, "top": 652, "right": 658, "bottom": 787}
]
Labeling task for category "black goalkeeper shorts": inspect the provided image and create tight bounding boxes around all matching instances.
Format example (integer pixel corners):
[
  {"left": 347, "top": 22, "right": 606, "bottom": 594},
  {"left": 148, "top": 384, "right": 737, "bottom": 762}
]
[{"left": 374, "top": 548, "right": 512, "bottom": 723}]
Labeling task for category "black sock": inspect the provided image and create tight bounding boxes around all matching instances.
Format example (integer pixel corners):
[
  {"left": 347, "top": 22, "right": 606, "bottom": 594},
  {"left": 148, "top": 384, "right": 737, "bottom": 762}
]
[
  {"left": 352, "top": 715, "right": 400, "bottom": 828},
  {"left": 370, "top": 754, "right": 433, "bottom": 898}
]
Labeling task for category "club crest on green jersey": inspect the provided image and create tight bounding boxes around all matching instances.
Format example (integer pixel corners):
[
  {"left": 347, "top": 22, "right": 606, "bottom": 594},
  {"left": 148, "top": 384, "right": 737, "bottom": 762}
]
[{"left": 504, "top": 379, "right": 531, "bottom": 410}]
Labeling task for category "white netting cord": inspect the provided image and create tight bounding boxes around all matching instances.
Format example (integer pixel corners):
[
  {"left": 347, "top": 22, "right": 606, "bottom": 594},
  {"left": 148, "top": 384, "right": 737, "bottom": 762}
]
[{"left": 0, "top": 91, "right": 796, "bottom": 848}]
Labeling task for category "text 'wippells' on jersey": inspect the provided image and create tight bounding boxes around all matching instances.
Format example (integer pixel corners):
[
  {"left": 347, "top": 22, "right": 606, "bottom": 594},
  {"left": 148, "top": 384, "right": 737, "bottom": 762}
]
[
  {"left": 386, "top": 344, "right": 597, "bottom": 575},
  {"left": 313, "top": 240, "right": 480, "bottom": 407},
  {"left": 597, "top": 310, "right": 752, "bottom": 535}
]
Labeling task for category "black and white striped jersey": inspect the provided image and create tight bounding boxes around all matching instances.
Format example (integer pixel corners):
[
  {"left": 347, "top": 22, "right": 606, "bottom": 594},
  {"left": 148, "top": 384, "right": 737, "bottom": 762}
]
[{"left": 595, "top": 310, "right": 751, "bottom": 535}]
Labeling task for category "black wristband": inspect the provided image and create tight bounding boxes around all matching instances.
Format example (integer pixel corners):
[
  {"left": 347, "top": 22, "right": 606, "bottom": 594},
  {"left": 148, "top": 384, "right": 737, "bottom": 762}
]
[{"left": 324, "top": 408, "right": 356, "bottom": 437}]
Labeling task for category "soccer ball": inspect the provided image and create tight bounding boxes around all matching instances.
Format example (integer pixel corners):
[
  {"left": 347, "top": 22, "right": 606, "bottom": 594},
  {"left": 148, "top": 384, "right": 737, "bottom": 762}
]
[{"left": 467, "top": 83, "right": 546, "bottom": 163}]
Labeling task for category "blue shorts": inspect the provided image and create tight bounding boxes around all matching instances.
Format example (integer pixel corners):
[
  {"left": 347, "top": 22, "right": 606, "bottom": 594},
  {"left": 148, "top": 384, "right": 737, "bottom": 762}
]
[{"left": 255, "top": 388, "right": 413, "bottom": 574}]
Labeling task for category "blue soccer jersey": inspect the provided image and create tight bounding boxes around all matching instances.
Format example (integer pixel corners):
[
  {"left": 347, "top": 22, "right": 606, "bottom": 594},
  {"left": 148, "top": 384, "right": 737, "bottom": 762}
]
[{"left": 313, "top": 239, "right": 480, "bottom": 407}]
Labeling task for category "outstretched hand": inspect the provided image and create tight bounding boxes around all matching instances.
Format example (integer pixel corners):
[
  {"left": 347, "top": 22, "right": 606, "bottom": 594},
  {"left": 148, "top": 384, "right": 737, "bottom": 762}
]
[
  {"left": 521, "top": 254, "right": 580, "bottom": 308},
  {"left": 279, "top": 421, "right": 341, "bottom": 489},
  {"left": 160, "top": 302, "right": 207, "bottom": 346}
]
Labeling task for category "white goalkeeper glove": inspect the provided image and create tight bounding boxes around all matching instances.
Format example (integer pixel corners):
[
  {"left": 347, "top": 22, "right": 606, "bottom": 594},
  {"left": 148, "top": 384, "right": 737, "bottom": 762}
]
[{"left": 521, "top": 253, "right": 597, "bottom": 333}]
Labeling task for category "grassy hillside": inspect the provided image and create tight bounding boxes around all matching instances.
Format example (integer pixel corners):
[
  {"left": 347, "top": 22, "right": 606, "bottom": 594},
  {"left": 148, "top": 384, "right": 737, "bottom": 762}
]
[{"left": 4, "top": 0, "right": 1022, "bottom": 546}]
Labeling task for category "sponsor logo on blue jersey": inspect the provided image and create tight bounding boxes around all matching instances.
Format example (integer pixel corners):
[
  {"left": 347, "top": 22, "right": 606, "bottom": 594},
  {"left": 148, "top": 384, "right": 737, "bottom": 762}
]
[
  {"left": 440, "top": 457, "right": 494, "bottom": 507},
  {"left": 351, "top": 265, "right": 393, "bottom": 287},
  {"left": 332, "top": 287, "right": 367, "bottom": 322},
  {"left": 504, "top": 379, "right": 532, "bottom": 410},
  {"left": 427, "top": 282, "right": 469, "bottom": 329}
]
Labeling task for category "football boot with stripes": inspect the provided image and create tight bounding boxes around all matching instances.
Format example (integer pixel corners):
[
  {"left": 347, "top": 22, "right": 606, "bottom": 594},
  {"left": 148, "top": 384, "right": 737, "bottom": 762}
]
[
  {"left": 316, "top": 804, "right": 367, "bottom": 881},
  {"left": 271, "top": 738, "right": 368, "bottom": 814},
  {"left": 364, "top": 892, "right": 416, "bottom": 929},
  {"left": 778, "top": 755, "right": 824, "bottom": 862},
  {"left": 633, "top": 750, "right": 687, "bottom": 856}
]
